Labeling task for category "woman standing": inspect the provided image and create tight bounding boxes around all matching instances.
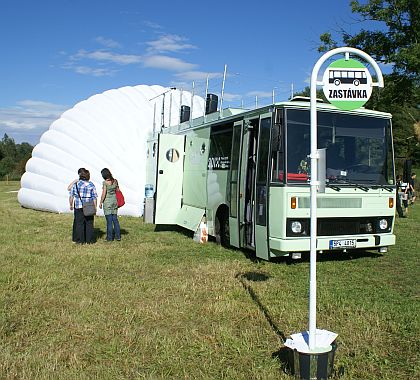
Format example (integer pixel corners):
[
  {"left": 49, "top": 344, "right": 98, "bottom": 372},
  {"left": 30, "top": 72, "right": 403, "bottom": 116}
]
[
  {"left": 68, "top": 168, "right": 86, "bottom": 242},
  {"left": 99, "top": 168, "right": 121, "bottom": 241},
  {"left": 69, "top": 169, "right": 98, "bottom": 244}
]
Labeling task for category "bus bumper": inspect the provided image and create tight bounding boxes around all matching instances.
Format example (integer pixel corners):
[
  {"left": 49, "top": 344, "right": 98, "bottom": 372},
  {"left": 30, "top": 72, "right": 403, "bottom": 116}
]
[{"left": 269, "top": 233, "right": 396, "bottom": 257}]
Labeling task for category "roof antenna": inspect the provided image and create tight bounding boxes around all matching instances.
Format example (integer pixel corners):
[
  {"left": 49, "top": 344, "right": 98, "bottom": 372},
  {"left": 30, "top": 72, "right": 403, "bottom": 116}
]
[{"left": 219, "top": 64, "right": 227, "bottom": 118}]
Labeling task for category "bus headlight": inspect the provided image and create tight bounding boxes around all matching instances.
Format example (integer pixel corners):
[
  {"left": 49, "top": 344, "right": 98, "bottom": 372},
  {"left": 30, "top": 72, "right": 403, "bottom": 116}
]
[
  {"left": 291, "top": 221, "right": 302, "bottom": 234},
  {"left": 287, "top": 219, "right": 308, "bottom": 236},
  {"left": 378, "top": 218, "right": 388, "bottom": 230}
]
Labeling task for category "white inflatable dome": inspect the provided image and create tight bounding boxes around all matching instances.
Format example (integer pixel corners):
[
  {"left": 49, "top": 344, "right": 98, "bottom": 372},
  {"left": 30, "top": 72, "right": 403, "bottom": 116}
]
[{"left": 18, "top": 85, "right": 205, "bottom": 216}]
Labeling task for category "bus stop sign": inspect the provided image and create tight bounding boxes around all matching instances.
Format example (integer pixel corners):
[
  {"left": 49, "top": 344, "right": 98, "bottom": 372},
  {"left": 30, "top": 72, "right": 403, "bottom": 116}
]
[{"left": 322, "top": 58, "right": 372, "bottom": 111}]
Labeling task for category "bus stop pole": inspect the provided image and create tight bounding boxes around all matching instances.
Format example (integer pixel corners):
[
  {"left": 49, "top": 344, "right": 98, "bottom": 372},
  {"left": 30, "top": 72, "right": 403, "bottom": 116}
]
[
  {"left": 309, "top": 46, "right": 384, "bottom": 351},
  {"left": 309, "top": 61, "right": 320, "bottom": 350}
]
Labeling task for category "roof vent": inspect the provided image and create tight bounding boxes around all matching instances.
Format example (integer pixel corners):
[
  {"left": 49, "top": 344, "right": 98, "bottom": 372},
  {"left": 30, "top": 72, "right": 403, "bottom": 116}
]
[{"left": 291, "top": 96, "right": 324, "bottom": 103}]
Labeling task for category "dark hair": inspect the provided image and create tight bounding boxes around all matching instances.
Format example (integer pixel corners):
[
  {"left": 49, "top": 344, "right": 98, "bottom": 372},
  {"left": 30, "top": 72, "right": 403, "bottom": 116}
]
[
  {"left": 79, "top": 169, "right": 90, "bottom": 181},
  {"left": 77, "top": 167, "right": 86, "bottom": 175},
  {"left": 101, "top": 168, "right": 114, "bottom": 181}
]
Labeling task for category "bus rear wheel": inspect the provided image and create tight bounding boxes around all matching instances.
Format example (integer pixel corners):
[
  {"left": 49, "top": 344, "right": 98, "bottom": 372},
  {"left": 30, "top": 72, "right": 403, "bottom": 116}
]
[{"left": 215, "top": 209, "right": 230, "bottom": 247}]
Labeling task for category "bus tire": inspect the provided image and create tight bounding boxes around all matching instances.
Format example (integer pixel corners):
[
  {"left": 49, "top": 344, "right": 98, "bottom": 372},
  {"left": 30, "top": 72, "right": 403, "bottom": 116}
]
[{"left": 215, "top": 209, "right": 230, "bottom": 247}]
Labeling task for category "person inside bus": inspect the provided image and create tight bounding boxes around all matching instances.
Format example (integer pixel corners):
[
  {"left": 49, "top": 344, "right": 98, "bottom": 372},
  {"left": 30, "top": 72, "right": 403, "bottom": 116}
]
[{"left": 326, "top": 143, "right": 346, "bottom": 177}]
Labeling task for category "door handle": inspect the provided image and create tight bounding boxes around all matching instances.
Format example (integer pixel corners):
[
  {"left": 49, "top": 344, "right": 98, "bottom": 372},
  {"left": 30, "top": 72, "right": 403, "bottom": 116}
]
[{"left": 159, "top": 170, "right": 163, "bottom": 174}]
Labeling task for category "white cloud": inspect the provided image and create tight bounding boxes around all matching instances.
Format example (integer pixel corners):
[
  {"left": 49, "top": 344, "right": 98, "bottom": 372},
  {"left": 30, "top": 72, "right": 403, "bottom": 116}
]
[
  {"left": 142, "top": 55, "right": 197, "bottom": 72},
  {"left": 222, "top": 92, "right": 242, "bottom": 102},
  {"left": 174, "top": 71, "right": 221, "bottom": 82},
  {"left": 73, "top": 49, "right": 143, "bottom": 65},
  {"left": 94, "top": 36, "right": 121, "bottom": 49},
  {"left": 146, "top": 34, "right": 196, "bottom": 53},
  {"left": 73, "top": 65, "right": 117, "bottom": 77},
  {"left": 246, "top": 90, "right": 273, "bottom": 99},
  {"left": 142, "top": 20, "right": 163, "bottom": 30},
  {"left": 0, "top": 100, "right": 68, "bottom": 143}
]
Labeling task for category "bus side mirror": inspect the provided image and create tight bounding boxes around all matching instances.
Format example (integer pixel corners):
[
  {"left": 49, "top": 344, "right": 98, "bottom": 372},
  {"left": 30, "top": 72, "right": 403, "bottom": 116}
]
[{"left": 317, "top": 148, "right": 326, "bottom": 193}]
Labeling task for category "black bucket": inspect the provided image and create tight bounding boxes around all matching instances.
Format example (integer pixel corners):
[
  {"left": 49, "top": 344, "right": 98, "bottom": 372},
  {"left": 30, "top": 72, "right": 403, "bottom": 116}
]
[
  {"left": 291, "top": 341, "right": 337, "bottom": 380},
  {"left": 205, "top": 93, "right": 218, "bottom": 114}
]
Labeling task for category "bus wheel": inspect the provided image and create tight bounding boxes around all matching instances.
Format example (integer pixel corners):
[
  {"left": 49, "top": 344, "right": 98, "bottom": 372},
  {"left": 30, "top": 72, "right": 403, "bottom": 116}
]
[{"left": 215, "top": 210, "right": 230, "bottom": 247}]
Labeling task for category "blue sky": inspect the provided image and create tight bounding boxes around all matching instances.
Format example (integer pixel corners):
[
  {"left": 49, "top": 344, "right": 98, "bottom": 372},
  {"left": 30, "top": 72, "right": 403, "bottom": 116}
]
[{"left": 0, "top": 0, "right": 384, "bottom": 144}]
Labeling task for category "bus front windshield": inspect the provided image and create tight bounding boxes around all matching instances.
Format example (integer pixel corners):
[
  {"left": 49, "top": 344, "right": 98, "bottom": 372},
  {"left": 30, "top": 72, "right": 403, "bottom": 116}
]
[{"left": 284, "top": 109, "right": 394, "bottom": 186}]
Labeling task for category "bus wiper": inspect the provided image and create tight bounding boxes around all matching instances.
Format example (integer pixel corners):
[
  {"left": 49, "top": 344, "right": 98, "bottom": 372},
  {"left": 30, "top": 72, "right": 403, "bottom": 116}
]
[
  {"left": 326, "top": 183, "right": 341, "bottom": 192},
  {"left": 329, "top": 178, "right": 369, "bottom": 192},
  {"left": 370, "top": 185, "right": 394, "bottom": 192}
]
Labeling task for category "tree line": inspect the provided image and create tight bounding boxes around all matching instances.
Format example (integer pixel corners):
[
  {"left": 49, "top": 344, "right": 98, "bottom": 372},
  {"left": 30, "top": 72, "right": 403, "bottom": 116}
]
[
  {"left": 0, "top": 134, "right": 33, "bottom": 180},
  {"left": 318, "top": 0, "right": 420, "bottom": 165}
]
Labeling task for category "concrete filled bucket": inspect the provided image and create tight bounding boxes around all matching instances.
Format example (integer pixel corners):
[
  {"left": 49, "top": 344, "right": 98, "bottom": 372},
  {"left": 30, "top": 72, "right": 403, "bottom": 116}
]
[{"left": 291, "top": 341, "right": 337, "bottom": 380}]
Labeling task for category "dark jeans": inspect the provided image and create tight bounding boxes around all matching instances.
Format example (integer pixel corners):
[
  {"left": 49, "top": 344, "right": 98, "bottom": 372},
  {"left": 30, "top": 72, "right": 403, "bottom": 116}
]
[
  {"left": 396, "top": 191, "right": 404, "bottom": 217},
  {"left": 105, "top": 214, "right": 121, "bottom": 241},
  {"left": 74, "top": 208, "right": 95, "bottom": 244},
  {"left": 72, "top": 209, "right": 76, "bottom": 242}
]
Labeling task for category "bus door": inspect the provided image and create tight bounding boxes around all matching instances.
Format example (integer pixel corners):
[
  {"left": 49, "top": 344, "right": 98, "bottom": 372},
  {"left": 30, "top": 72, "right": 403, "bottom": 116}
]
[
  {"left": 228, "top": 120, "right": 243, "bottom": 248},
  {"left": 240, "top": 117, "right": 259, "bottom": 249},
  {"left": 254, "top": 113, "right": 272, "bottom": 260},
  {"left": 228, "top": 117, "right": 259, "bottom": 249},
  {"left": 154, "top": 133, "right": 185, "bottom": 224}
]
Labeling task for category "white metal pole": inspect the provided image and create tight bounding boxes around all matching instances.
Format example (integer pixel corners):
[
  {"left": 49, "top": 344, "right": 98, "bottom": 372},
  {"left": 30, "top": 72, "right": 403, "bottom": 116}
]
[
  {"left": 204, "top": 74, "right": 209, "bottom": 122},
  {"left": 169, "top": 92, "right": 173, "bottom": 128},
  {"left": 190, "top": 81, "right": 195, "bottom": 127},
  {"left": 272, "top": 88, "right": 275, "bottom": 104},
  {"left": 153, "top": 103, "right": 156, "bottom": 136},
  {"left": 220, "top": 64, "right": 227, "bottom": 118},
  {"left": 161, "top": 93, "right": 165, "bottom": 132},
  {"left": 308, "top": 46, "right": 384, "bottom": 350},
  {"left": 179, "top": 89, "right": 183, "bottom": 128},
  {"left": 309, "top": 60, "right": 319, "bottom": 351}
]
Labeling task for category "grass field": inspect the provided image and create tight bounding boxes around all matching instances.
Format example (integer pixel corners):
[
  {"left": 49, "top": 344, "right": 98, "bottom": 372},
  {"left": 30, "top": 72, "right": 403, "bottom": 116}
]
[{"left": 0, "top": 181, "right": 419, "bottom": 379}]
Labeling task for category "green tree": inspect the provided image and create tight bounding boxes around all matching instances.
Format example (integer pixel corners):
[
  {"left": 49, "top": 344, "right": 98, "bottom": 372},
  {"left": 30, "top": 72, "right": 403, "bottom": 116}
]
[
  {"left": 0, "top": 134, "right": 17, "bottom": 160},
  {"left": 291, "top": 86, "right": 327, "bottom": 102},
  {"left": 0, "top": 134, "right": 33, "bottom": 179},
  {"left": 0, "top": 157, "right": 16, "bottom": 178},
  {"left": 320, "top": 0, "right": 420, "bottom": 80},
  {"left": 319, "top": 0, "right": 420, "bottom": 163}
]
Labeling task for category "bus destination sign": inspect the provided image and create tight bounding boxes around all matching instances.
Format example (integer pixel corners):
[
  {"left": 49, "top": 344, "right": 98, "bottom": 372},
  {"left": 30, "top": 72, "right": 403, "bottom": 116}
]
[{"left": 322, "top": 58, "right": 372, "bottom": 111}]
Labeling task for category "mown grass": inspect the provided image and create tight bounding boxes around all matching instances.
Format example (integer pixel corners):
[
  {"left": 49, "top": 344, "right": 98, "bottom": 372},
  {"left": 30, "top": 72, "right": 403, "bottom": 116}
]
[{"left": 0, "top": 181, "right": 419, "bottom": 379}]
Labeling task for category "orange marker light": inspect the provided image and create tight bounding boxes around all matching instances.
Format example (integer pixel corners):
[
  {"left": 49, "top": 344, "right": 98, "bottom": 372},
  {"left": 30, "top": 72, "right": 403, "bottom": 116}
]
[
  {"left": 291, "top": 197, "right": 297, "bottom": 209},
  {"left": 389, "top": 197, "right": 394, "bottom": 208}
]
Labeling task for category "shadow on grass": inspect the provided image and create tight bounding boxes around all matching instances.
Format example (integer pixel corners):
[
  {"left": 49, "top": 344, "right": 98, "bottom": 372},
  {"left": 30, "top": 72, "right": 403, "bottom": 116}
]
[
  {"left": 94, "top": 228, "right": 129, "bottom": 242},
  {"left": 236, "top": 271, "right": 286, "bottom": 342},
  {"left": 154, "top": 224, "right": 194, "bottom": 238},
  {"left": 236, "top": 271, "right": 293, "bottom": 374}
]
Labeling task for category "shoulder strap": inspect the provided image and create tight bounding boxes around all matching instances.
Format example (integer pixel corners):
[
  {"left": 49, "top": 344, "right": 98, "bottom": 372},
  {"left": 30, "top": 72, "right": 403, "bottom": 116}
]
[{"left": 75, "top": 182, "right": 84, "bottom": 205}]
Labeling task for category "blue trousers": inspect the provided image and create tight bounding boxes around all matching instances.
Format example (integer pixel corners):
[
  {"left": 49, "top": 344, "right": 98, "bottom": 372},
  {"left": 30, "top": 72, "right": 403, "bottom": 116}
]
[{"left": 105, "top": 214, "right": 121, "bottom": 241}]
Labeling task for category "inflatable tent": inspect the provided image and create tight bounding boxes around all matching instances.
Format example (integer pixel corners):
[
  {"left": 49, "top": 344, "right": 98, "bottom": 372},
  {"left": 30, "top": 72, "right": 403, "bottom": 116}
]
[{"left": 18, "top": 85, "right": 205, "bottom": 216}]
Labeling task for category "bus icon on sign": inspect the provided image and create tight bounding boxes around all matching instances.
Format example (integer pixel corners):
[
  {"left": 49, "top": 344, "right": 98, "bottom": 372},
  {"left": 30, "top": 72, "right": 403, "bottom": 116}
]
[{"left": 328, "top": 69, "right": 367, "bottom": 86}]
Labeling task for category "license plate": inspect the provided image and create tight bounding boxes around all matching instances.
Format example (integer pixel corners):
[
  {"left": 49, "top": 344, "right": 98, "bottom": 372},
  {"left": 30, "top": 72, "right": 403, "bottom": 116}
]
[{"left": 329, "top": 239, "right": 356, "bottom": 249}]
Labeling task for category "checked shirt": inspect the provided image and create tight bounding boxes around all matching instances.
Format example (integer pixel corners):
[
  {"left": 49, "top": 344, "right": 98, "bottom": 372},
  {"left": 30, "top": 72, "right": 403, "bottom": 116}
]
[{"left": 71, "top": 180, "right": 98, "bottom": 209}]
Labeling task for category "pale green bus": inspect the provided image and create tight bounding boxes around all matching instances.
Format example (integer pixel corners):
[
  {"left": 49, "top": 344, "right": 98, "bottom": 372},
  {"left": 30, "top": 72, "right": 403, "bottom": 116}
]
[{"left": 145, "top": 98, "right": 396, "bottom": 260}]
